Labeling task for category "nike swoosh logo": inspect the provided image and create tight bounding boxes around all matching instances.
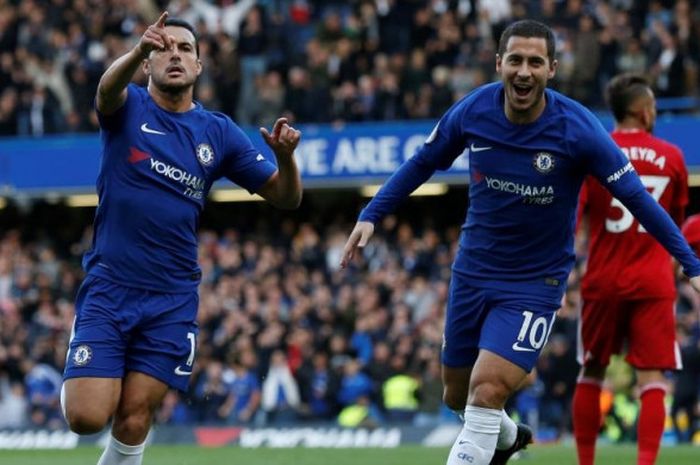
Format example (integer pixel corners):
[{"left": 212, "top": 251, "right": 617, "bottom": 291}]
[
  {"left": 470, "top": 143, "right": 492, "bottom": 152},
  {"left": 141, "top": 123, "right": 166, "bottom": 135},
  {"left": 174, "top": 366, "right": 193, "bottom": 376},
  {"left": 458, "top": 440, "right": 469, "bottom": 445},
  {"left": 512, "top": 342, "right": 536, "bottom": 352}
]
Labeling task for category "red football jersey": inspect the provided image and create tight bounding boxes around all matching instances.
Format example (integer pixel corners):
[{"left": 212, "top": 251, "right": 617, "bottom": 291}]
[
  {"left": 682, "top": 214, "right": 700, "bottom": 253},
  {"left": 580, "top": 129, "right": 688, "bottom": 300}
]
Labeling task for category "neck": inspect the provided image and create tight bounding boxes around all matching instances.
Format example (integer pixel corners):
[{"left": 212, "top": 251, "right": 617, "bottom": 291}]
[
  {"left": 615, "top": 118, "right": 646, "bottom": 132},
  {"left": 148, "top": 83, "right": 194, "bottom": 112}
]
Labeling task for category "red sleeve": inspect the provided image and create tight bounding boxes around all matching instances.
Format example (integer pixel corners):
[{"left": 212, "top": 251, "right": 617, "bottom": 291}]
[
  {"left": 670, "top": 146, "right": 689, "bottom": 227},
  {"left": 576, "top": 177, "right": 590, "bottom": 232}
]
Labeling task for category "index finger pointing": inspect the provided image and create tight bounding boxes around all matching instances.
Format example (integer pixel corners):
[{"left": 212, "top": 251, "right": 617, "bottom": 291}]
[
  {"left": 272, "top": 117, "right": 288, "bottom": 139},
  {"left": 155, "top": 11, "right": 168, "bottom": 28}
]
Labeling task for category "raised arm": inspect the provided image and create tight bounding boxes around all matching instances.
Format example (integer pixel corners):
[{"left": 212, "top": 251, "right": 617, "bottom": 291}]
[
  {"left": 339, "top": 97, "right": 470, "bottom": 268},
  {"left": 96, "top": 12, "right": 173, "bottom": 115},
  {"left": 256, "top": 117, "right": 303, "bottom": 210}
]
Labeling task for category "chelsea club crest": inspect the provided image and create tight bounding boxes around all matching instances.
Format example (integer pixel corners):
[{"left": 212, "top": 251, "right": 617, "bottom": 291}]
[
  {"left": 73, "top": 345, "right": 93, "bottom": 366},
  {"left": 196, "top": 143, "right": 214, "bottom": 166},
  {"left": 533, "top": 152, "right": 555, "bottom": 174}
]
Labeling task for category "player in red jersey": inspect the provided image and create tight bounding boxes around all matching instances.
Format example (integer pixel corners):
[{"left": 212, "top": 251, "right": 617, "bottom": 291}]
[
  {"left": 682, "top": 214, "right": 700, "bottom": 252},
  {"left": 573, "top": 74, "right": 689, "bottom": 465}
]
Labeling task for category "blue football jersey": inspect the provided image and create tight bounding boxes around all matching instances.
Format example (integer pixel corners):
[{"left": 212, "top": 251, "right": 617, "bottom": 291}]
[
  {"left": 360, "top": 82, "right": 700, "bottom": 301},
  {"left": 84, "top": 84, "right": 277, "bottom": 292}
]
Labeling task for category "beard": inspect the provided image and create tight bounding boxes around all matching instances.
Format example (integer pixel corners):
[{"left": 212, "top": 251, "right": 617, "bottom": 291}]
[
  {"left": 508, "top": 84, "right": 545, "bottom": 113},
  {"left": 152, "top": 74, "right": 196, "bottom": 95}
]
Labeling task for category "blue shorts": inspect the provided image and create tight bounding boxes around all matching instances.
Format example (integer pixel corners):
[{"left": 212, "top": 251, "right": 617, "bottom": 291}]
[
  {"left": 441, "top": 272, "right": 559, "bottom": 372},
  {"left": 63, "top": 275, "right": 199, "bottom": 392}
]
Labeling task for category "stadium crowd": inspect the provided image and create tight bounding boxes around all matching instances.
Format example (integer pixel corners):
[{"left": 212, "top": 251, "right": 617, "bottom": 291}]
[
  {"left": 0, "top": 0, "right": 700, "bottom": 136},
  {"left": 0, "top": 0, "right": 700, "bottom": 445},
  {"left": 0, "top": 197, "right": 699, "bottom": 443}
]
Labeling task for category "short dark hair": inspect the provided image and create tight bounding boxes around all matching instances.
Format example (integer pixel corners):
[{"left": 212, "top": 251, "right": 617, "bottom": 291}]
[
  {"left": 605, "top": 73, "right": 651, "bottom": 122},
  {"left": 164, "top": 18, "right": 199, "bottom": 57},
  {"left": 498, "top": 20, "right": 556, "bottom": 62}
]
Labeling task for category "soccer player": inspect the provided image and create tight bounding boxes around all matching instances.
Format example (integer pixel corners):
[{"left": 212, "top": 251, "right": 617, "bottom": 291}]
[
  {"left": 60, "top": 12, "right": 302, "bottom": 465},
  {"left": 340, "top": 20, "right": 700, "bottom": 465},
  {"left": 572, "top": 74, "right": 688, "bottom": 465},
  {"left": 682, "top": 214, "right": 700, "bottom": 253}
]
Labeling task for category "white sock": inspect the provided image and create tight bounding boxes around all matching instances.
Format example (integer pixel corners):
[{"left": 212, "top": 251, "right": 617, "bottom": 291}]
[
  {"left": 496, "top": 409, "right": 517, "bottom": 450},
  {"left": 96, "top": 435, "right": 145, "bottom": 465},
  {"left": 447, "top": 405, "right": 501, "bottom": 465}
]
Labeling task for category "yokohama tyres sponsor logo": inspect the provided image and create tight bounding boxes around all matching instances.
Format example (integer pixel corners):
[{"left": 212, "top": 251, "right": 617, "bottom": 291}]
[
  {"left": 484, "top": 176, "right": 554, "bottom": 204},
  {"left": 0, "top": 430, "right": 80, "bottom": 449},
  {"left": 150, "top": 159, "right": 205, "bottom": 190},
  {"left": 238, "top": 427, "right": 402, "bottom": 448}
]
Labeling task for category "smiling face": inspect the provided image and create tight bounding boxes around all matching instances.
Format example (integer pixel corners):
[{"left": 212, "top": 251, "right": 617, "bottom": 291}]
[
  {"left": 496, "top": 36, "right": 557, "bottom": 124},
  {"left": 143, "top": 25, "right": 201, "bottom": 94}
]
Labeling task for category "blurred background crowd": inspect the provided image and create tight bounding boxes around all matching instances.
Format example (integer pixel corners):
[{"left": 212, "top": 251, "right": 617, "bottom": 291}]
[
  {"left": 1, "top": 0, "right": 700, "bottom": 136},
  {"left": 0, "top": 192, "right": 699, "bottom": 443},
  {"left": 0, "top": 0, "right": 700, "bottom": 446}
]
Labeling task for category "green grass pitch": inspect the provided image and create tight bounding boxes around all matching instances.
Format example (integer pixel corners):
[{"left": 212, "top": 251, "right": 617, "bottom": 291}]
[{"left": 0, "top": 444, "right": 698, "bottom": 465}]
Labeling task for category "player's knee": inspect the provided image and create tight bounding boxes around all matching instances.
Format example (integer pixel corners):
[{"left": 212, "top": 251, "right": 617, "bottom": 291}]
[
  {"left": 64, "top": 407, "right": 110, "bottom": 435},
  {"left": 468, "top": 381, "right": 511, "bottom": 409},
  {"left": 114, "top": 410, "right": 151, "bottom": 438},
  {"left": 581, "top": 363, "right": 606, "bottom": 380}
]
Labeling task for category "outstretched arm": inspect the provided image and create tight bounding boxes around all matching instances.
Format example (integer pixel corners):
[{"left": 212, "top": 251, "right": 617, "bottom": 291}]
[
  {"left": 256, "top": 117, "right": 303, "bottom": 209},
  {"left": 96, "top": 12, "right": 173, "bottom": 115}
]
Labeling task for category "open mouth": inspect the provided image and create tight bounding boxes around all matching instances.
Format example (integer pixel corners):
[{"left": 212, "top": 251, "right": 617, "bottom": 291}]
[
  {"left": 167, "top": 66, "right": 185, "bottom": 76},
  {"left": 513, "top": 82, "right": 533, "bottom": 98}
]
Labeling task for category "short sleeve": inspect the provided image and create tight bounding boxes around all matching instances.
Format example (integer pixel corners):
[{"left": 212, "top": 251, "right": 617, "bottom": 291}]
[
  {"left": 219, "top": 119, "right": 278, "bottom": 194},
  {"left": 96, "top": 83, "right": 143, "bottom": 131}
]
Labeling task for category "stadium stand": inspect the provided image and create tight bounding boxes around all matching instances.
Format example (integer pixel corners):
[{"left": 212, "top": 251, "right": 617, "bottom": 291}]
[{"left": 0, "top": 0, "right": 699, "bottom": 446}]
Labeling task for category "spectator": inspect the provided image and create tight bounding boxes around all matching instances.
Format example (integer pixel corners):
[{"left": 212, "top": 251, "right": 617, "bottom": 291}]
[{"left": 260, "top": 349, "right": 301, "bottom": 424}]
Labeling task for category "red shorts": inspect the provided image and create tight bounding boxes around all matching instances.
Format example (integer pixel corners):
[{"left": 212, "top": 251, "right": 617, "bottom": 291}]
[{"left": 577, "top": 298, "right": 681, "bottom": 370}]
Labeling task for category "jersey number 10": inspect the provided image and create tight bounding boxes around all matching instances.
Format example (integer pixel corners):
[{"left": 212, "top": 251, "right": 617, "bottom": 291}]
[{"left": 606, "top": 175, "right": 670, "bottom": 233}]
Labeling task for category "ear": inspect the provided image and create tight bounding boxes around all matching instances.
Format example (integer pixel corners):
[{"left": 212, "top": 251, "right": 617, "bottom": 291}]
[
  {"left": 495, "top": 54, "right": 502, "bottom": 74},
  {"left": 142, "top": 58, "right": 150, "bottom": 76},
  {"left": 548, "top": 59, "right": 558, "bottom": 79},
  {"left": 641, "top": 105, "right": 654, "bottom": 128},
  {"left": 196, "top": 58, "right": 203, "bottom": 77}
]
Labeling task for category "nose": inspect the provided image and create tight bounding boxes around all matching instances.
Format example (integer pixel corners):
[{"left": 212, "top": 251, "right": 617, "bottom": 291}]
[{"left": 516, "top": 62, "right": 531, "bottom": 78}]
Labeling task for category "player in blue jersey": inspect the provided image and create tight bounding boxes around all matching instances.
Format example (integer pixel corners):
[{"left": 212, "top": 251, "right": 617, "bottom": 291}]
[
  {"left": 60, "top": 12, "right": 302, "bottom": 465},
  {"left": 341, "top": 20, "right": 700, "bottom": 465}
]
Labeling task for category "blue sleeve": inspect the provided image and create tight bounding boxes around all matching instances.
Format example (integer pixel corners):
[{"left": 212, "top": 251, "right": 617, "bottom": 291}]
[
  {"left": 358, "top": 98, "right": 467, "bottom": 223},
  {"left": 219, "top": 118, "right": 278, "bottom": 194},
  {"left": 95, "top": 83, "right": 143, "bottom": 130},
  {"left": 574, "top": 109, "right": 700, "bottom": 277}
]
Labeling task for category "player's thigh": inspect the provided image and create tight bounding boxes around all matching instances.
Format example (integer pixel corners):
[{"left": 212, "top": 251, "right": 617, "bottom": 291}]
[
  {"left": 63, "top": 275, "right": 132, "bottom": 424},
  {"left": 479, "top": 295, "right": 558, "bottom": 374},
  {"left": 62, "top": 377, "right": 121, "bottom": 425},
  {"left": 441, "top": 273, "right": 489, "bottom": 369},
  {"left": 116, "top": 371, "right": 170, "bottom": 418},
  {"left": 627, "top": 298, "right": 679, "bottom": 370},
  {"left": 578, "top": 298, "right": 626, "bottom": 367},
  {"left": 126, "top": 290, "right": 199, "bottom": 392}
]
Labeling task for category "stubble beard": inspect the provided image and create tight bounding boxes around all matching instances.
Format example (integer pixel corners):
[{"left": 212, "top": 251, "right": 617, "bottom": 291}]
[{"left": 153, "top": 74, "right": 196, "bottom": 96}]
